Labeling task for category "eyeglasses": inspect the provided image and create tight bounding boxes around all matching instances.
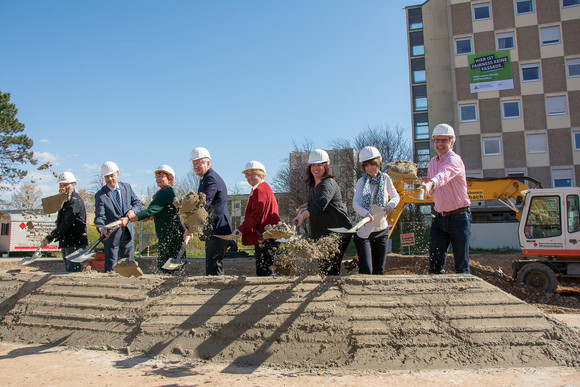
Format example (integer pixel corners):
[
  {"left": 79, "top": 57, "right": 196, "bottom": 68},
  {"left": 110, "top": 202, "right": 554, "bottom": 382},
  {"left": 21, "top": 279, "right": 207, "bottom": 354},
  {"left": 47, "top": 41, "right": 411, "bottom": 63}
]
[{"left": 433, "top": 138, "right": 451, "bottom": 143}]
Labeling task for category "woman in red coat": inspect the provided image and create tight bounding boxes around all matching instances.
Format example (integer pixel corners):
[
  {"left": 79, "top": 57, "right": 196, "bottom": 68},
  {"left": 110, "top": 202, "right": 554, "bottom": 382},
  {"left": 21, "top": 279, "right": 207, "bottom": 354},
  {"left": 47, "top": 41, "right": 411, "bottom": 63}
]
[{"left": 234, "top": 161, "right": 280, "bottom": 276}]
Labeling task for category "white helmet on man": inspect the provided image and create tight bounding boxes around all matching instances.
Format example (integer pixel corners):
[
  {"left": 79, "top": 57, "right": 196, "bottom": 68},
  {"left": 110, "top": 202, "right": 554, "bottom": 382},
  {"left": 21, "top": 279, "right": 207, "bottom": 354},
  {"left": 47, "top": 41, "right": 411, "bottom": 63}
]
[
  {"left": 242, "top": 161, "right": 266, "bottom": 175},
  {"left": 308, "top": 149, "right": 330, "bottom": 165},
  {"left": 189, "top": 147, "right": 211, "bottom": 161},
  {"left": 101, "top": 161, "right": 119, "bottom": 176},
  {"left": 58, "top": 171, "right": 76, "bottom": 184},
  {"left": 432, "top": 123, "right": 455, "bottom": 140},
  {"left": 154, "top": 164, "right": 175, "bottom": 180},
  {"left": 359, "top": 146, "right": 381, "bottom": 163}
]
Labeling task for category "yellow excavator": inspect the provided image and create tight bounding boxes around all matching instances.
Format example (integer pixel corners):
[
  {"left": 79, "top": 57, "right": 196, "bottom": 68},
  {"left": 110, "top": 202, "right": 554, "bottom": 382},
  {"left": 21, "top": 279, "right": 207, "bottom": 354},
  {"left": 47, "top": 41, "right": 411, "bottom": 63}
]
[{"left": 387, "top": 176, "right": 580, "bottom": 293}]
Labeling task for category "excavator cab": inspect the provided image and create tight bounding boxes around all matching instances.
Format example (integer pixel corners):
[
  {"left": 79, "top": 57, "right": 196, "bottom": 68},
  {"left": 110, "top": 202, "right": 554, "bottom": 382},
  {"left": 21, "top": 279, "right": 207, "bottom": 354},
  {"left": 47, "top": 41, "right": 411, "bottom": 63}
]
[
  {"left": 514, "top": 188, "right": 580, "bottom": 292},
  {"left": 518, "top": 188, "right": 580, "bottom": 257}
]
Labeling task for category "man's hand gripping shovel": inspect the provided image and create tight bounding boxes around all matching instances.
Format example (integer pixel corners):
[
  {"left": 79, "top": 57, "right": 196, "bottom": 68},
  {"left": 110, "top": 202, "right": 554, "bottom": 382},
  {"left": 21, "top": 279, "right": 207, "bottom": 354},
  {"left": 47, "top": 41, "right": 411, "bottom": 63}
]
[
  {"left": 65, "top": 221, "right": 121, "bottom": 263},
  {"left": 161, "top": 234, "right": 191, "bottom": 271}
]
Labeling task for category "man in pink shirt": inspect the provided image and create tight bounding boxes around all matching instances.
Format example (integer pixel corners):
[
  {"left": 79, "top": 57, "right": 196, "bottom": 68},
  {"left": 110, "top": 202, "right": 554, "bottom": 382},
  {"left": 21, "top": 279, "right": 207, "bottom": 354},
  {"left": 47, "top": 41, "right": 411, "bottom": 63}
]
[{"left": 420, "top": 124, "right": 471, "bottom": 274}]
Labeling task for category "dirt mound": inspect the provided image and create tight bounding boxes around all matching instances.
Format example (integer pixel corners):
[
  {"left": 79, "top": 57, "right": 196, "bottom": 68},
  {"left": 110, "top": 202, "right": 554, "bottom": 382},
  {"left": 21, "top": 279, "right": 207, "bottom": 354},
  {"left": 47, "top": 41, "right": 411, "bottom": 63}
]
[
  {"left": 386, "top": 160, "right": 419, "bottom": 184},
  {"left": 1, "top": 272, "right": 579, "bottom": 370}
]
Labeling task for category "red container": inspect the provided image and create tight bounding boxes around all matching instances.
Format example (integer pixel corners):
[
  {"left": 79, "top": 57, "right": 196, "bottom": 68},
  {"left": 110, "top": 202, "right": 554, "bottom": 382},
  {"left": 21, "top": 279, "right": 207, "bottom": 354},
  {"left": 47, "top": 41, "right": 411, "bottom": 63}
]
[{"left": 82, "top": 251, "right": 105, "bottom": 271}]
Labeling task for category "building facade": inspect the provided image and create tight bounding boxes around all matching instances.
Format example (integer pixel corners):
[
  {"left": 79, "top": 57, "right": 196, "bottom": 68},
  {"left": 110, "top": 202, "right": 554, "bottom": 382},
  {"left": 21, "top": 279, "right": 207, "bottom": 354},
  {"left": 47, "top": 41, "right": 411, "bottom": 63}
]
[{"left": 406, "top": 0, "right": 580, "bottom": 188}]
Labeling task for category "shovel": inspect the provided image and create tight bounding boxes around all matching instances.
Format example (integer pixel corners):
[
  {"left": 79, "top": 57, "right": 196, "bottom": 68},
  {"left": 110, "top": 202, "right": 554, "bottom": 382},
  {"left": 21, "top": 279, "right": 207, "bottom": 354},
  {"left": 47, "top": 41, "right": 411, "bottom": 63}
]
[
  {"left": 328, "top": 216, "right": 371, "bottom": 234},
  {"left": 161, "top": 236, "right": 191, "bottom": 271},
  {"left": 276, "top": 209, "right": 304, "bottom": 243},
  {"left": 276, "top": 221, "right": 299, "bottom": 243},
  {"left": 66, "top": 224, "right": 120, "bottom": 263},
  {"left": 18, "top": 239, "right": 48, "bottom": 266}
]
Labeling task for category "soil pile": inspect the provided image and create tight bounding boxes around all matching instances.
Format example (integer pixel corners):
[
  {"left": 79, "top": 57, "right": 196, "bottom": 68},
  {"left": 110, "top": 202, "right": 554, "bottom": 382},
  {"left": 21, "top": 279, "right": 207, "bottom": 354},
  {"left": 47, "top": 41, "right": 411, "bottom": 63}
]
[
  {"left": 1, "top": 271, "right": 579, "bottom": 370},
  {"left": 386, "top": 160, "right": 419, "bottom": 184}
]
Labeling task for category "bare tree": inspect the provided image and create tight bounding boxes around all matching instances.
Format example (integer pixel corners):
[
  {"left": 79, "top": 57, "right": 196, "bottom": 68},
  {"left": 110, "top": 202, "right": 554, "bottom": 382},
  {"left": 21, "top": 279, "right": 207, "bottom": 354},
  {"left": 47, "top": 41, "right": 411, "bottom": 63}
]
[
  {"left": 174, "top": 169, "right": 200, "bottom": 199},
  {"left": 76, "top": 188, "right": 95, "bottom": 218},
  {"left": 91, "top": 172, "right": 105, "bottom": 192},
  {"left": 272, "top": 140, "right": 313, "bottom": 222},
  {"left": 8, "top": 183, "right": 42, "bottom": 210},
  {"left": 331, "top": 125, "right": 412, "bottom": 171}
]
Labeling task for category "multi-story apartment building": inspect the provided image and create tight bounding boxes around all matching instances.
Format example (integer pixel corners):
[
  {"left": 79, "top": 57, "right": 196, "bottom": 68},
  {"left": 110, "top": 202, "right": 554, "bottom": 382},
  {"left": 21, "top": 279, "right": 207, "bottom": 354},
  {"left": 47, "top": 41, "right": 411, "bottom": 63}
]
[{"left": 406, "top": 0, "right": 580, "bottom": 188}]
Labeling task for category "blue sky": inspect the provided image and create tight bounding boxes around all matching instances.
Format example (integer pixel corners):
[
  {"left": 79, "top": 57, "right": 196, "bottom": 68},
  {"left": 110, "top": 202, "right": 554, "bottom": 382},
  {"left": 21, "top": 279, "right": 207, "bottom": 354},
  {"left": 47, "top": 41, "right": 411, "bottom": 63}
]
[{"left": 1, "top": 0, "right": 420, "bottom": 200}]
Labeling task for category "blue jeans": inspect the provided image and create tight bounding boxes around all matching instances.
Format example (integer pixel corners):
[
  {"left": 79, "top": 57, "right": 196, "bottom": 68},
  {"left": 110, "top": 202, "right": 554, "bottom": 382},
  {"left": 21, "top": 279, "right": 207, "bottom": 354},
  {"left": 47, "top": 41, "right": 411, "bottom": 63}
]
[
  {"left": 429, "top": 211, "right": 471, "bottom": 274},
  {"left": 354, "top": 228, "right": 389, "bottom": 275},
  {"left": 62, "top": 246, "right": 85, "bottom": 272}
]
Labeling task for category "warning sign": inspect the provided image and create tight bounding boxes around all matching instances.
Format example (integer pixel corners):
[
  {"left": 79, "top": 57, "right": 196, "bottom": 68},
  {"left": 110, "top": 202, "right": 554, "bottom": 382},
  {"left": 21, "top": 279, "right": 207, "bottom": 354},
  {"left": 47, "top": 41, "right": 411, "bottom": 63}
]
[{"left": 400, "top": 233, "right": 416, "bottom": 247}]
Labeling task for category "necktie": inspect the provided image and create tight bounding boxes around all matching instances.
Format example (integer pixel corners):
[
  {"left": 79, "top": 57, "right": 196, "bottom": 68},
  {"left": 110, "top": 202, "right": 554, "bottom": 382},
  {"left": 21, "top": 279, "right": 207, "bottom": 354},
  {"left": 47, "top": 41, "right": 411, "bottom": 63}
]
[{"left": 115, "top": 188, "right": 123, "bottom": 214}]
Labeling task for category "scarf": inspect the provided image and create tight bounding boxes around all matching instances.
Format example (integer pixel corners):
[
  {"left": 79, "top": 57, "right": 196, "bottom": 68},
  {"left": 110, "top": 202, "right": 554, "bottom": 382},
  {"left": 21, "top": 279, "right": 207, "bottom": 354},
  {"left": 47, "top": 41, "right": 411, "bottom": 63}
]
[{"left": 360, "top": 172, "right": 386, "bottom": 212}]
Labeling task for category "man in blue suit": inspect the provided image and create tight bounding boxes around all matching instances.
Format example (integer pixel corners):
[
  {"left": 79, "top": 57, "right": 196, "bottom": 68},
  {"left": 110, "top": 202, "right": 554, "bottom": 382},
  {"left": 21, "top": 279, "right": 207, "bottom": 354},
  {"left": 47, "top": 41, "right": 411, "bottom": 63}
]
[
  {"left": 186, "top": 147, "right": 232, "bottom": 275},
  {"left": 94, "top": 161, "right": 143, "bottom": 272}
]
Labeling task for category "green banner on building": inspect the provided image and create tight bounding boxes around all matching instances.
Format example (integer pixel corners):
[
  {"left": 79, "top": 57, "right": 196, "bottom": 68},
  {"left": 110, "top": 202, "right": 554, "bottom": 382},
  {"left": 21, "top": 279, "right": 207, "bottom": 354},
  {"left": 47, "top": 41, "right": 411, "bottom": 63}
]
[{"left": 468, "top": 50, "right": 513, "bottom": 93}]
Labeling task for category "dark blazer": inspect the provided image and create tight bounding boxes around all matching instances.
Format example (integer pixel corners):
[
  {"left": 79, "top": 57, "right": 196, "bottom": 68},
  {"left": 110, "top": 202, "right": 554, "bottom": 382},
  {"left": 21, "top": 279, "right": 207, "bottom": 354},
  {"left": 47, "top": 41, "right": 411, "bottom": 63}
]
[
  {"left": 198, "top": 168, "right": 232, "bottom": 240},
  {"left": 47, "top": 190, "right": 88, "bottom": 248},
  {"left": 94, "top": 182, "right": 143, "bottom": 250}
]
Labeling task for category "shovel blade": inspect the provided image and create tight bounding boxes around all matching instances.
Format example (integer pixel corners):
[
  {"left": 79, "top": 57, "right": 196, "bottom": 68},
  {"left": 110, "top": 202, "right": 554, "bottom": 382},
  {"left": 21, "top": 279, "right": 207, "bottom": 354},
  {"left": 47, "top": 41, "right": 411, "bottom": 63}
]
[
  {"left": 18, "top": 256, "right": 36, "bottom": 266},
  {"left": 161, "top": 258, "right": 184, "bottom": 271},
  {"left": 68, "top": 251, "right": 95, "bottom": 263},
  {"left": 328, "top": 227, "right": 351, "bottom": 233}
]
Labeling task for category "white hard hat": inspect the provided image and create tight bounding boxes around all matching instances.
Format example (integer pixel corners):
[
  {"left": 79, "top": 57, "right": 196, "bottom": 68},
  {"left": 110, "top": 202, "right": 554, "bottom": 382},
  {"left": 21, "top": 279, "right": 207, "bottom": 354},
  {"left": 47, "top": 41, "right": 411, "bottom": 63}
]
[
  {"left": 58, "top": 171, "right": 76, "bottom": 184},
  {"left": 432, "top": 123, "right": 455, "bottom": 140},
  {"left": 154, "top": 164, "right": 175, "bottom": 179},
  {"left": 308, "top": 149, "right": 329, "bottom": 165},
  {"left": 101, "top": 161, "right": 119, "bottom": 176},
  {"left": 359, "top": 146, "right": 381, "bottom": 163},
  {"left": 189, "top": 147, "right": 211, "bottom": 161},
  {"left": 242, "top": 161, "right": 266, "bottom": 175}
]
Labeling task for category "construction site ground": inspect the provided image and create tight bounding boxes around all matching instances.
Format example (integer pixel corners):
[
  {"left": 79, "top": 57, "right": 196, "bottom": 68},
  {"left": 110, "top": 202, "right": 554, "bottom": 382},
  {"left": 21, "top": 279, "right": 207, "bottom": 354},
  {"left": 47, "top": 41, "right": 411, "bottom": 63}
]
[{"left": 1, "top": 252, "right": 579, "bottom": 386}]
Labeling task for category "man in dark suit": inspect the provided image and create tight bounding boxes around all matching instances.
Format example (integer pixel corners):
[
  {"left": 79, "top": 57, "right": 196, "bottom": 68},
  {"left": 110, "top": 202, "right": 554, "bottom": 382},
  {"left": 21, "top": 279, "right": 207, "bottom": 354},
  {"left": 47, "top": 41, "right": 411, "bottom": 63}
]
[
  {"left": 187, "top": 147, "right": 232, "bottom": 275},
  {"left": 94, "top": 161, "right": 143, "bottom": 272}
]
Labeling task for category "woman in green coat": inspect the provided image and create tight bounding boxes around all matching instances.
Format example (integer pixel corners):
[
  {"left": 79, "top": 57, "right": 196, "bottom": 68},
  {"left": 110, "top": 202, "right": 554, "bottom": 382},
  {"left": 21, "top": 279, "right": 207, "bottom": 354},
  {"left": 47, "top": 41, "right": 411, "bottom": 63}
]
[{"left": 120, "top": 165, "right": 185, "bottom": 273}]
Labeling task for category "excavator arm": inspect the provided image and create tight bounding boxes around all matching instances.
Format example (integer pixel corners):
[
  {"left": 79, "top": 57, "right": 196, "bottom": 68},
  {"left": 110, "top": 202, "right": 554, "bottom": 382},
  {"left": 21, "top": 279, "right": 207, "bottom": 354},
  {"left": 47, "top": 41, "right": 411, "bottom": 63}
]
[{"left": 387, "top": 176, "right": 542, "bottom": 239}]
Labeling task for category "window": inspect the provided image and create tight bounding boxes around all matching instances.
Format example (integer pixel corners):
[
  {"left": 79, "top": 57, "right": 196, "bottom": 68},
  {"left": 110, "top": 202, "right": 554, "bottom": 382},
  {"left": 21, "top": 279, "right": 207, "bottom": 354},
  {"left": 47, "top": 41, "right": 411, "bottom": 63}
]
[
  {"left": 497, "top": 32, "right": 515, "bottom": 49},
  {"left": 524, "top": 196, "right": 561, "bottom": 239},
  {"left": 0, "top": 223, "right": 8, "bottom": 236},
  {"left": 413, "top": 85, "right": 427, "bottom": 112},
  {"left": 415, "top": 141, "right": 430, "bottom": 169},
  {"left": 546, "top": 95, "right": 568, "bottom": 115},
  {"left": 521, "top": 64, "right": 540, "bottom": 81},
  {"left": 575, "top": 132, "right": 580, "bottom": 150},
  {"left": 562, "top": 0, "right": 580, "bottom": 7},
  {"left": 526, "top": 133, "right": 547, "bottom": 153},
  {"left": 540, "top": 26, "right": 561, "bottom": 45},
  {"left": 483, "top": 137, "right": 501, "bottom": 156},
  {"left": 459, "top": 104, "right": 477, "bottom": 122},
  {"left": 516, "top": 0, "right": 534, "bottom": 14},
  {"left": 410, "top": 31, "right": 424, "bottom": 56},
  {"left": 455, "top": 38, "right": 472, "bottom": 55},
  {"left": 411, "top": 58, "right": 426, "bottom": 83},
  {"left": 414, "top": 113, "right": 429, "bottom": 140},
  {"left": 408, "top": 8, "right": 423, "bottom": 30},
  {"left": 333, "top": 154, "right": 339, "bottom": 164},
  {"left": 553, "top": 170, "right": 573, "bottom": 187},
  {"left": 502, "top": 100, "right": 521, "bottom": 118},
  {"left": 473, "top": 3, "right": 491, "bottom": 20},
  {"left": 567, "top": 195, "right": 580, "bottom": 234},
  {"left": 567, "top": 59, "right": 580, "bottom": 77}
]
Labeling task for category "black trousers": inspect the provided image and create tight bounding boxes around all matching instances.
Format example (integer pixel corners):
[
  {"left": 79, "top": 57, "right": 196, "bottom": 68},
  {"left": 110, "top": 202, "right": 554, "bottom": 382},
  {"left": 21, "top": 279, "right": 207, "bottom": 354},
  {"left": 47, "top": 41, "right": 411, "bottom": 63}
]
[
  {"left": 205, "top": 237, "right": 228, "bottom": 275},
  {"left": 353, "top": 228, "right": 389, "bottom": 275}
]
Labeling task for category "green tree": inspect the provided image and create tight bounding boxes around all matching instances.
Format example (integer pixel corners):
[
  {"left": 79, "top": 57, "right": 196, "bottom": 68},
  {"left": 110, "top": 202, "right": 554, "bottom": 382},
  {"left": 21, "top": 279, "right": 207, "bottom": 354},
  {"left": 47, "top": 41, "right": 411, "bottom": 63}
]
[{"left": 0, "top": 92, "right": 36, "bottom": 190}]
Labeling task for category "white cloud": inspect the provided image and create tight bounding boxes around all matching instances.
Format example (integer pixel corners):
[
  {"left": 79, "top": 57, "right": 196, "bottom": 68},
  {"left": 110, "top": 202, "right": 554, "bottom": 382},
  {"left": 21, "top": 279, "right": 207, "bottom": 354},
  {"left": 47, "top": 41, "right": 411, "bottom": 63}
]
[
  {"left": 34, "top": 151, "right": 61, "bottom": 166},
  {"left": 83, "top": 163, "right": 100, "bottom": 170},
  {"left": 39, "top": 138, "right": 49, "bottom": 143}
]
